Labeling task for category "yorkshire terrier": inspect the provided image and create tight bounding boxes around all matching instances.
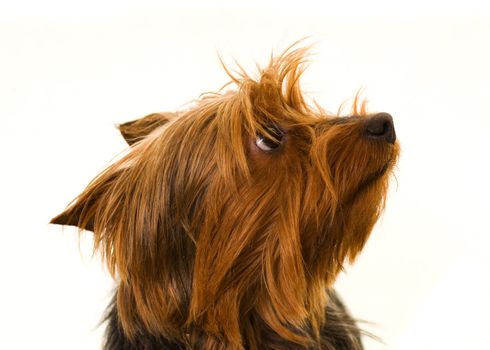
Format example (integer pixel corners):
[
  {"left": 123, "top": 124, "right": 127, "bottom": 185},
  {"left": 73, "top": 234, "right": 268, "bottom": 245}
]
[{"left": 51, "top": 44, "right": 399, "bottom": 350}]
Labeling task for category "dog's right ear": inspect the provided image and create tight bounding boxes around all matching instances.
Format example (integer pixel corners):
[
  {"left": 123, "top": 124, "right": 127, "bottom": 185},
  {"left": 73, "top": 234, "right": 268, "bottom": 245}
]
[{"left": 118, "top": 112, "right": 175, "bottom": 145}]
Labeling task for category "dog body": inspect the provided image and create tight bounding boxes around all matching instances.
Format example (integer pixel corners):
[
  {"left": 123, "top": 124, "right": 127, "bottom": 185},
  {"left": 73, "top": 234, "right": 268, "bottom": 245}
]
[
  {"left": 103, "top": 289, "right": 363, "bottom": 350},
  {"left": 52, "top": 45, "right": 398, "bottom": 350}
]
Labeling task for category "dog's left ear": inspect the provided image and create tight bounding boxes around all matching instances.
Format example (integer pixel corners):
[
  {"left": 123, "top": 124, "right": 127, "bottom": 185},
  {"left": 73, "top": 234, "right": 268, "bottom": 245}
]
[
  {"left": 50, "top": 169, "right": 123, "bottom": 231},
  {"left": 51, "top": 112, "right": 174, "bottom": 227},
  {"left": 118, "top": 112, "right": 174, "bottom": 145},
  {"left": 50, "top": 200, "right": 93, "bottom": 230}
]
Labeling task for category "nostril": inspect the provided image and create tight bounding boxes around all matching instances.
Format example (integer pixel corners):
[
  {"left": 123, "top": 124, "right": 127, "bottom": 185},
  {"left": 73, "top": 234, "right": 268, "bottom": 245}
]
[
  {"left": 365, "top": 112, "right": 396, "bottom": 144},
  {"left": 367, "top": 119, "right": 389, "bottom": 136}
]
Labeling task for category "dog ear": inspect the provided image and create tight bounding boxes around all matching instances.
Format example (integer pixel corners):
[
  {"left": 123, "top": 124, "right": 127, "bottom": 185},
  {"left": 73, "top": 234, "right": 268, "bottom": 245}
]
[
  {"left": 50, "top": 169, "right": 123, "bottom": 232},
  {"left": 51, "top": 112, "right": 174, "bottom": 228},
  {"left": 50, "top": 200, "right": 94, "bottom": 230},
  {"left": 118, "top": 112, "right": 174, "bottom": 145}
]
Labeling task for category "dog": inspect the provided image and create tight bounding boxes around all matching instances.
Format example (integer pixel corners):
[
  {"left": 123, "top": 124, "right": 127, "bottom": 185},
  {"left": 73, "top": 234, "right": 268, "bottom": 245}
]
[{"left": 51, "top": 44, "right": 399, "bottom": 350}]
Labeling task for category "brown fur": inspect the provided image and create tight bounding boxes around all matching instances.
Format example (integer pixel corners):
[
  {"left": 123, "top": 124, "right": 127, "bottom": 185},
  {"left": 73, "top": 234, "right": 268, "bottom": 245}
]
[{"left": 51, "top": 44, "right": 399, "bottom": 349}]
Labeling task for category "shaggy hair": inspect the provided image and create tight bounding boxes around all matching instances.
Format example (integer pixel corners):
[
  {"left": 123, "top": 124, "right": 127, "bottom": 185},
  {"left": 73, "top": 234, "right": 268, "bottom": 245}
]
[{"left": 51, "top": 44, "right": 399, "bottom": 350}]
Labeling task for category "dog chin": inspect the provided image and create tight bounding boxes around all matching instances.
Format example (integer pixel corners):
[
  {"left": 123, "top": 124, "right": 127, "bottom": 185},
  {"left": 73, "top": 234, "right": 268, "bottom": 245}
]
[{"left": 355, "top": 151, "right": 397, "bottom": 200}]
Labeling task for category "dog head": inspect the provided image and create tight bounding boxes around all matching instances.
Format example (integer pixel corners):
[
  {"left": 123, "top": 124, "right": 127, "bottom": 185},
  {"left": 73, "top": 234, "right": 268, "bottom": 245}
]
[{"left": 51, "top": 45, "right": 399, "bottom": 349}]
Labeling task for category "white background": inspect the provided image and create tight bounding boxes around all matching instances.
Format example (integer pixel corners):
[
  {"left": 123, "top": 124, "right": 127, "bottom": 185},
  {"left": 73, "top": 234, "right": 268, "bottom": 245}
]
[{"left": 1, "top": 1, "right": 489, "bottom": 349}]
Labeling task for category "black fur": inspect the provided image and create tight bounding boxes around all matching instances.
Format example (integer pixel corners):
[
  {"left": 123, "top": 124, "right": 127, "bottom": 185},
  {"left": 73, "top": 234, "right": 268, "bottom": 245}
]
[{"left": 103, "top": 289, "right": 364, "bottom": 350}]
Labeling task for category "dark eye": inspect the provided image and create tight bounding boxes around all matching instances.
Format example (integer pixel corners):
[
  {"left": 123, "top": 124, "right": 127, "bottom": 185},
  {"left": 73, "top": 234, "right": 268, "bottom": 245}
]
[{"left": 255, "top": 125, "right": 284, "bottom": 152}]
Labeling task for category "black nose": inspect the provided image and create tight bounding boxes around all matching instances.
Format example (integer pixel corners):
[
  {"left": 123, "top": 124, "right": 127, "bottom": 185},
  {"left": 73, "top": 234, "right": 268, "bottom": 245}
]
[{"left": 365, "top": 113, "right": 396, "bottom": 144}]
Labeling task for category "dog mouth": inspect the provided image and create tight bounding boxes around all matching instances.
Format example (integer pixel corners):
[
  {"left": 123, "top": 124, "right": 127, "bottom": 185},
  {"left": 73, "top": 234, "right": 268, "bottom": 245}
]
[{"left": 354, "top": 154, "right": 395, "bottom": 196}]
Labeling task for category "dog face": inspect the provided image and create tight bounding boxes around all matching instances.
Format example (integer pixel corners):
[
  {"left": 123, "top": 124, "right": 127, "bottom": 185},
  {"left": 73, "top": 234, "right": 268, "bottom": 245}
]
[{"left": 52, "top": 46, "right": 399, "bottom": 348}]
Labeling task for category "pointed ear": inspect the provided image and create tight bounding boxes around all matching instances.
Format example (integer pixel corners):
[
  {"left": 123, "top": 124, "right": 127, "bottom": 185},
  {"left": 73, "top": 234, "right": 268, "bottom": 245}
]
[
  {"left": 50, "top": 201, "right": 94, "bottom": 231},
  {"left": 51, "top": 112, "right": 173, "bottom": 227},
  {"left": 50, "top": 169, "right": 123, "bottom": 232},
  {"left": 118, "top": 112, "right": 174, "bottom": 145}
]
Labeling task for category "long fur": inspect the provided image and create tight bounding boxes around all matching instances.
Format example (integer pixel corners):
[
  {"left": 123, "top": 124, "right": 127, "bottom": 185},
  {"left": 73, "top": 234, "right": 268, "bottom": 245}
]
[{"left": 51, "top": 43, "right": 399, "bottom": 349}]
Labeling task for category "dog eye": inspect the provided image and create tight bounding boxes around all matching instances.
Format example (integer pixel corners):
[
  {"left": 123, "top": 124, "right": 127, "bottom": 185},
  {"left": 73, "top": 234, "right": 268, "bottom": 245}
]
[{"left": 255, "top": 126, "right": 284, "bottom": 152}]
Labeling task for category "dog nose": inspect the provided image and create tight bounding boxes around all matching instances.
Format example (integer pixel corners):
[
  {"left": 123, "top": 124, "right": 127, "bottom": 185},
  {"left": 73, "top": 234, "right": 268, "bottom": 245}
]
[{"left": 365, "top": 113, "right": 396, "bottom": 144}]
